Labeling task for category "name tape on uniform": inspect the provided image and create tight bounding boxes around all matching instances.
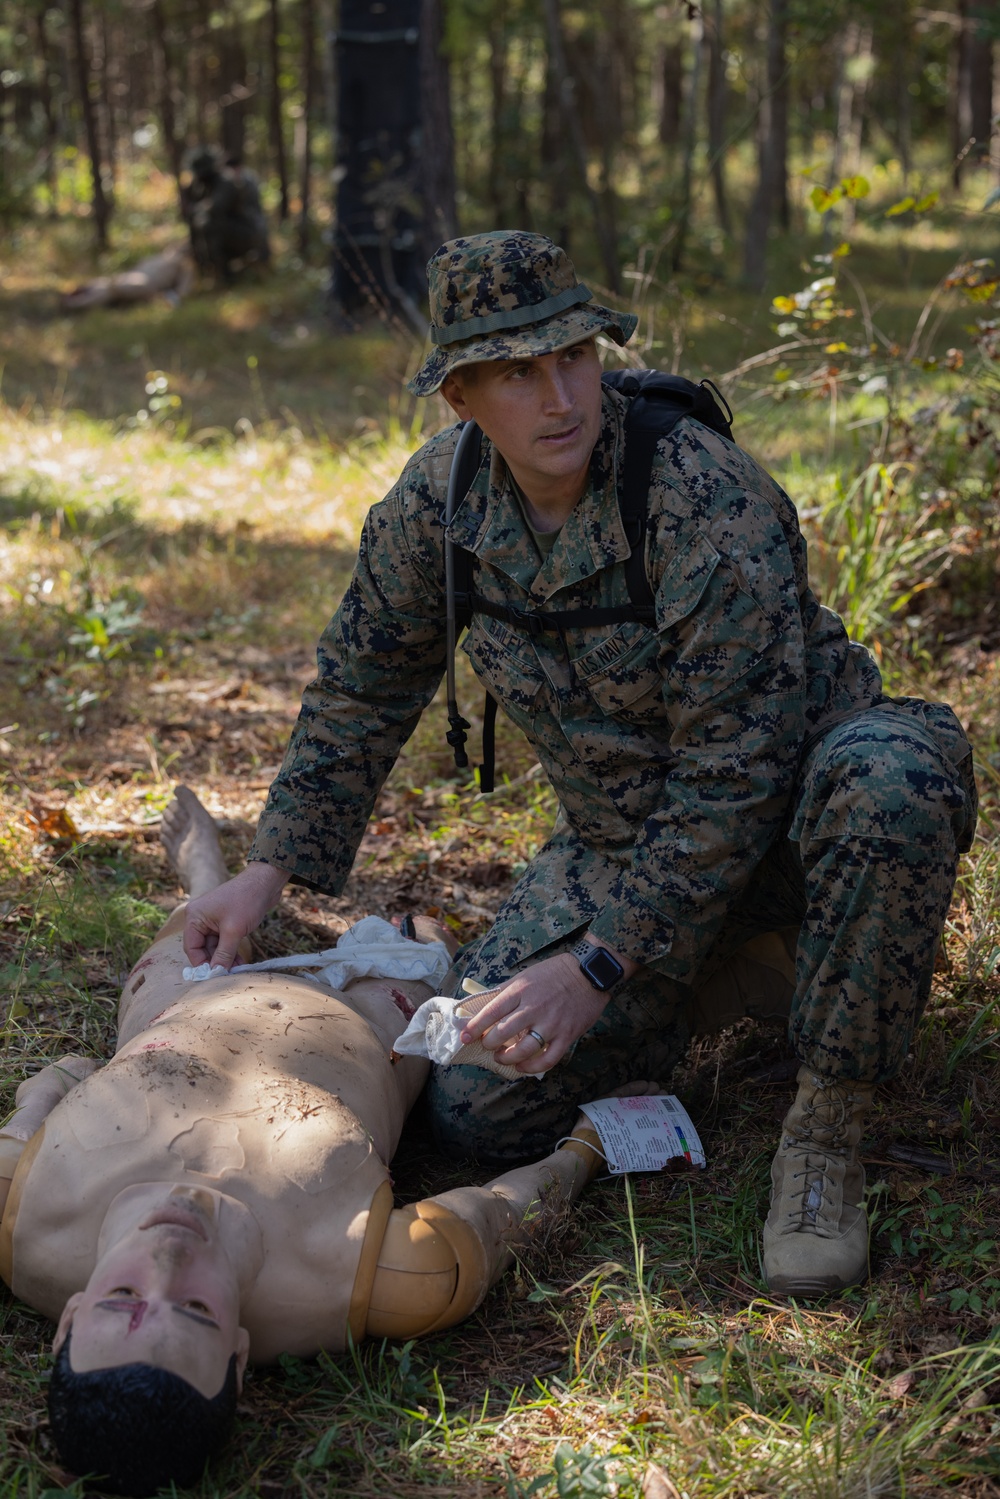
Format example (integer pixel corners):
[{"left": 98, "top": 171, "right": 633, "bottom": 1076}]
[{"left": 580, "top": 1094, "right": 706, "bottom": 1174}]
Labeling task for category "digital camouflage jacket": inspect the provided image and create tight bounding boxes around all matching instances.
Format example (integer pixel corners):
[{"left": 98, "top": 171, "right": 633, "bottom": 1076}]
[{"left": 249, "top": 387, "right": 884, "bottom": 981}]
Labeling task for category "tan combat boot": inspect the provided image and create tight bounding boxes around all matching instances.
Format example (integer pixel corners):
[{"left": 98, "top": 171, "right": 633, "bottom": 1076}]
[{"left": 762, "top": 1064, "right": 875, "bottom": 1297}]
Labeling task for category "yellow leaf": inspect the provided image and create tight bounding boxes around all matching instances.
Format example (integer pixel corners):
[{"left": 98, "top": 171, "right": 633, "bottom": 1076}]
[
  {"left": 810, "top": 185, "right": 838, "bottom": 212},
  {"left": 841, "top": 174, "right": 871, "bottom": 199},
  {"left": 831, "top": 241, "right": 852, "bottom": 258},
  {"left": 824, "top": 342, "right": 849, "bottom": 353},
  {"left": 914, "top": 192, "right": 939, "bottom": 212},
  {"left": 885, "top": 196, "right": 916, "bottom": 217},
  {"left": 771, "top": 295, "right": 797, "bottom": 314}
]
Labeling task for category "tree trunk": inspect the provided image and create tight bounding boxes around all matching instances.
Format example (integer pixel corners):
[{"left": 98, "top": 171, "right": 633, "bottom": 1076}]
[
  {"left": 151, "top": 0, "right": 185, "bottom": 208},
  {"left": 542, "top": 41, "right": 570, "bottom": 247},
  {"left": 841, "top": 24, "right": 872, "bottom": 229},
  {"left": 743, "top": 0, "right": 788, "bottom": 290},
  {"left": 268, "top": 0, "right": 290, "bottom": 219},
  {"left": 297, "top": 0, "right": 317, "bottom": 255},
  {"left": 672, "top": 6, "right": 703, "bottom": 273},
  {"left": 191, "top": 0, "right": 208, "bottom": 144},
  {"left": 419, "top": 0, "right": 458, "bottom": 253},
  {"left": 331, "top": 0, "right": 424, "bottom": 326},
  {"left": 487, "top": 1, "right": 507, "bottom": 226},
  {"left": 98, "top": 8, "right": 117, "bottom": 200},
  {"left": 542, "top": 0, "right": 619, "bottom": 292},
  {"left": 705, "top": 0, "right": 730, "bottom": 236},
  {"left": 969, "top": 14, "right": 993, "bottom": 156},
  {"left": 593, "top": 8, "right": 621, "bottom": 264},
  {"left": 657, "top": 40, "right": 683, "bottom": 147},
  {"left": 219, "top": 28, "right": 250, "bottom": 162},
  {"left": 34, "top": 4, "right": 60, "bottom": 214},
  {"left": 68, "top": 0, "right": 110, "bottom": 249},
  {"left": 955, "top": 0, "right": 994, "bottom": 180}
]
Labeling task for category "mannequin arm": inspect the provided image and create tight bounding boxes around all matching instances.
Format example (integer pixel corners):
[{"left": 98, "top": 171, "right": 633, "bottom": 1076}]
[
  {"left": 0, "top": 1056, "right": 102, "bottom": 1218},
  {"left": 364, "top": 1119, "right": 605, "bottom": 1339}
]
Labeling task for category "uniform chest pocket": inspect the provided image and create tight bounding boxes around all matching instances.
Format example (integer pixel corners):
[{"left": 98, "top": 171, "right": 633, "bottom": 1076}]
[
  {"left": 574, "top": 622, "right": 664, "bottom": 719},
  {"left": 463, "top": 612, "right": 544, "bottom": 711}
]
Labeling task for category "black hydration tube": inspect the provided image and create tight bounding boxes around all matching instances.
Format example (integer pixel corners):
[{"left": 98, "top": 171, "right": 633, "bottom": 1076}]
[{"left": 443, "top": 419, "right": 482, "bottom": 770}]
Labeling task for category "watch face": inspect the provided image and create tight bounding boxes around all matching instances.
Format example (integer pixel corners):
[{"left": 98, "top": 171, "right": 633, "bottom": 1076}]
[{"left": 583, "top": 946, "right": 624, "bottom": 990}]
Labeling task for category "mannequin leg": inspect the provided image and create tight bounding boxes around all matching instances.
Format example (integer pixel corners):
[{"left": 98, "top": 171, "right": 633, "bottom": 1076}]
[{"left": 117, "top": 788, "right": 249, "bottom": 1047}]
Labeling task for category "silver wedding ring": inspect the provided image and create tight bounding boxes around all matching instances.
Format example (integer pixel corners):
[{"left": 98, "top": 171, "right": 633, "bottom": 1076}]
[{"left": 528, "top": 1028, "right": 547, "bottom": 1049}]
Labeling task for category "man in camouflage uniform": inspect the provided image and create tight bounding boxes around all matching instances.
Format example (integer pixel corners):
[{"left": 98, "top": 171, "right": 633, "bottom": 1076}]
[{"left": 184, "top": 232, "right": 977, "bottom": 1298}]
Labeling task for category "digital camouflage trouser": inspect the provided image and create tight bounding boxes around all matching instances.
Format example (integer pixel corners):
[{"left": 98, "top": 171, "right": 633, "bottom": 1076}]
[{"left": 427, "top": 699, "right": 977, "bottom": 1163}]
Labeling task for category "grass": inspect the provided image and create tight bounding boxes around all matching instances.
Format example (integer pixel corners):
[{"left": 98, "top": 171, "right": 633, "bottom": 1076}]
[{"left": 1, "top": 178, "right": 1000, "bottom": 1496}]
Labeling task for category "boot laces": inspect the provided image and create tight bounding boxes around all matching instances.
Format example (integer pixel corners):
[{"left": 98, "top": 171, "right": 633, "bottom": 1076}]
[{"left": 783, "top": 1084, "right": 857, "bottom": 1230}]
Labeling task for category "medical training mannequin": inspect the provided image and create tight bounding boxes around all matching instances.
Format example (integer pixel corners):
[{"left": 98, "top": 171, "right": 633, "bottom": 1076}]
[
  {"left": 0, "top": 788, "right": 633, "bottom": 1493},
  {"left": 0, "top": 787, "right": 793, "bottom": 1493}
]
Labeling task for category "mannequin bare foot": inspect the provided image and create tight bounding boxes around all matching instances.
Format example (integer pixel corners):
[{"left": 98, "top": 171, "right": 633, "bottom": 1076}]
[
  {"left": 392, "top": 913, "right": 460, "bottom": 959},
  {"left": 160, "top": 786, "right": 230, "bottom": 898}
]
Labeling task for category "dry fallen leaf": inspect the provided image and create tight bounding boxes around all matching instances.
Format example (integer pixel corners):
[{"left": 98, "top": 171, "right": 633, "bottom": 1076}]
[
  {"left": 642, "top": 1463, "right": 682, "bottom": 1499},
  {"left": 24, "top": 800, "right": 80, "bottom": 844}
]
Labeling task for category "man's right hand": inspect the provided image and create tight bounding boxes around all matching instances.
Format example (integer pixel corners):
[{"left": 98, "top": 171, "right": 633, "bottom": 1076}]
[{"left": 183, "top": 862, "right": 290, "bottom": 969}]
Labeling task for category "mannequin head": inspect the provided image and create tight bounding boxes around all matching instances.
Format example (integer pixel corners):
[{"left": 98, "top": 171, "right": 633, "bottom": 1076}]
[
  {"left": 48, "top": 1184, "right": 257, "bottom": 1492},
  {"left": 52, "top": 1183, "right": 253, "bottom": 1396}
]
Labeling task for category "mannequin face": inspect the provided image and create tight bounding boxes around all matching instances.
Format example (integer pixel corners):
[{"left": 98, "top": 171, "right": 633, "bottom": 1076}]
[
  {"left": 440, "top": 338, "right": 603, "bottom": 512},
  {"left": 53, "top": 1185, "right": 252, "bottom": 1397}
]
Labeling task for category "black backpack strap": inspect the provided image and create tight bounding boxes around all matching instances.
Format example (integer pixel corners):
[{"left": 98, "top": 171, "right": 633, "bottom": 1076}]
[
  {"left": 446, "top": 420, "right": 484, "bottom": 633},
  {"left": 603, "top": 369, "right": 735, "bottom": 616},
  {"left": 478, "top": 692, "right": 498, "bottom": 794}
]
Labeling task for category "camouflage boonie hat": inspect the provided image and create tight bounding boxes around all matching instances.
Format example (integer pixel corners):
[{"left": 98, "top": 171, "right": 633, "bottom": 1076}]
[{"left": 408, "top": 231, "right": 638, "bottom": 396}]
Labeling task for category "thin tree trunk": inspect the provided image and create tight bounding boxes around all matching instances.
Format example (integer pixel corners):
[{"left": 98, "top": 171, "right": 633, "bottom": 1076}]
[
  {"left": 488, "top": 1, "right": 507, "bottom": 226},
  {"left": 657, "top": 40, "right": 682, "bottom": 147},
  {"left": 542, "top": 0, "right": 619, "bottom": 291},
  {"left": 593, "top": 6, "right": 621, "bottom": 265},
  {"left": 99, "top": 9, "right": 117, "bottom": 200},
  {"left": 743, "top": 0, "right": 788, "bottom": 290},
  {"left": 956, "top": 1, "right": 994, "bottom": 176},
  {"left": 672, "top": 7, "right": 703, "bottom": 274},
  {"left": 68, "top": 0, "right": 110, "bottom": 249},
  {"left": 542, "top": 43, "right": 570, "bottom": 247},
  {"left": 419, "top": 0, "right": 458, "bottom": 251},
  {"left": 192, "top": 1, "right": 208, "bottom": 143},
  {"left": 896, "top": 24, "right": 912, "bottom": 184},
  {"left": 268, "top": 0, "right": 290, "bottom": 218},
  {"left": 297, "top": 0, "right": 317, "bottom": 255},
  {"left": 34, "top": 4, "right": 60, "bottom": 214},
  {"left": 969, "top": 15, "right": 993, "bottom": 157},
  {"left": 151, "top": 0, "right": 185, "bottom": 208},
  {"left": 219, "top": 28, "right": 249, "bottom": 161},
  {"left": 841, "top": 24, "right": 872, "bottom": 228},
  {"left": 705, "top": 0, "right": 730, "bottom": 235}
]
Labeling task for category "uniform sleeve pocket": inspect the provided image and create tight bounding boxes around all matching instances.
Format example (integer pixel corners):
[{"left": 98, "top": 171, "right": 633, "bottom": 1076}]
[{"left": 655, "top": 531, "right": 720, "bottom": 631}]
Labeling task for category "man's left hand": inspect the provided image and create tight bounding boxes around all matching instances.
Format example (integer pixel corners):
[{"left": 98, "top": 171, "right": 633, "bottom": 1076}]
[{"left": 458, "top": 946, "right": 634, "bottom": 1074}]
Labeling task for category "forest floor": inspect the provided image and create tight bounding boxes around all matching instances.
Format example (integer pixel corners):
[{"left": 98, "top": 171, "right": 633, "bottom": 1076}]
[{"left": 1, "top": 192, "right": 1000, "bottom": 1497}]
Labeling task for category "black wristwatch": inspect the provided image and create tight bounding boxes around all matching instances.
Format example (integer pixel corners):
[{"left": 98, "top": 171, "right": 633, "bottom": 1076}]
[{"left": 572, "top": 938, "right": 625, "bottom": 992}]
